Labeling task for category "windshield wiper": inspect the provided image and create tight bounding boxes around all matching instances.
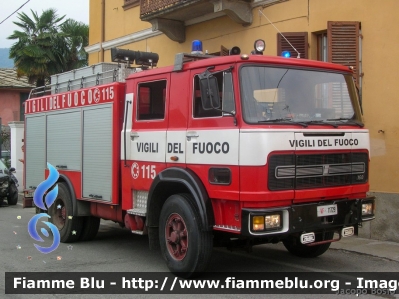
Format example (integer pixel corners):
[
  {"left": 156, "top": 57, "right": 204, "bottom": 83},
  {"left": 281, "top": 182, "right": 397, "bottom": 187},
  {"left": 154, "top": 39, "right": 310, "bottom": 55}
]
[
  {"left": 327, "top": 118, "right": 364, "bottom": 127},
  {"left": 258, "top": 118, "right": 308, "bottom": 127},
  {"left": 304, "top": 120, "right": 338, "bottom": 128}
]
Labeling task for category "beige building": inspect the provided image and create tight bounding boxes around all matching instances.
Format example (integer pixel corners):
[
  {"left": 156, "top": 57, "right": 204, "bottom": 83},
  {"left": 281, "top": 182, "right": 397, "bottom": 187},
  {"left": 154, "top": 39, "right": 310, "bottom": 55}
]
[{"left": 86, "top": 0, "right": 399, "bottom": 241}]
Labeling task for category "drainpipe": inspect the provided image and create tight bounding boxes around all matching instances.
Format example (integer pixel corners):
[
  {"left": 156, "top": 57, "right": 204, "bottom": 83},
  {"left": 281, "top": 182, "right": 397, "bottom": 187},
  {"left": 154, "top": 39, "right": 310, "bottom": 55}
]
[{"left": 100, "top": 0, "right": 105, "bottom": 62}]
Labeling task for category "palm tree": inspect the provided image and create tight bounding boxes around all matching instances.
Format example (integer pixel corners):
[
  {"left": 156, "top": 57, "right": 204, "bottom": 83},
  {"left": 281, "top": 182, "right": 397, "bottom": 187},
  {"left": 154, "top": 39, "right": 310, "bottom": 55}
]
[
  {"left": 8, "top": 9, "right": 90, "bottom": 88},
  {"left": 59, "top": 19, "right": 89, "bottom": 71},
  {"left": 8, "top": 9, "right": 65, "bottom": 87}
]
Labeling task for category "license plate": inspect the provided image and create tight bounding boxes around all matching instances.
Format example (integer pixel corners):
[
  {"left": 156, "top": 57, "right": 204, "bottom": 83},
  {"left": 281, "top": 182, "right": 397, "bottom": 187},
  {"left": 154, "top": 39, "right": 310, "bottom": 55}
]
[{"left": 317, "top": 204, "right": 337, "bottom": 217}]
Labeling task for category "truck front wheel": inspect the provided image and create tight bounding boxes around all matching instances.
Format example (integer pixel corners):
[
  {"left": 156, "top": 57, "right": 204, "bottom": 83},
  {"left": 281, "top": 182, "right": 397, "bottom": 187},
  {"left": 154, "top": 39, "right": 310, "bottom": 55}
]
[
  {"left": 48, "top": 183, "right": 83, "bottom": 242},
  {"left": 159, "top": 194, "right": 213, "bottom": 277},
  {"left": 283, "top": 231, "right": 334, "bottom": 258}
]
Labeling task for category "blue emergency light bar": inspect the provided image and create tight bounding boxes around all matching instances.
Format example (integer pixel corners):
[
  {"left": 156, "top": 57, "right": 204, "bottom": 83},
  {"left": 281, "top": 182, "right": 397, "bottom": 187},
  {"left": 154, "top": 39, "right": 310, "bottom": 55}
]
[{"left": 191, "top": 40, "right": 203, "bottom": 54}]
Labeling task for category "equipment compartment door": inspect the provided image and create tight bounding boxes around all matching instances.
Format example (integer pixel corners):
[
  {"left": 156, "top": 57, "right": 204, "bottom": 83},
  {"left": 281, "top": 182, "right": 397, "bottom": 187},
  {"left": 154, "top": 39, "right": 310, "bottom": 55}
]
[
  {"left": 82, "top": 104, "right": 112, "bottom": 201},
  {"left": 47, "top": 111, "right": 81, "bottom": 171},
  {"left": 25, "top": 115, "right": 46, "bottom": 189}
]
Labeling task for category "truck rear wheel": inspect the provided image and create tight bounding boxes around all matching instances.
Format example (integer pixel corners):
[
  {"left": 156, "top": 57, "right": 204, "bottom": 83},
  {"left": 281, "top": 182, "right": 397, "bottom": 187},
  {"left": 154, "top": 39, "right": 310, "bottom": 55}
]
[
  {"left": 159, "top": 194, "right": 213, "bottom": 277},
  {"left": 7, "top": 184, "right": 18, "bottom": 205},
  {"left": 79, "top": 216, "right": 100, "bottom": 241},
  {"left": 283, "top": 231, "right": 334, "bottom": 258},
  {"left": 48, "top": 183, "right": 83, "bottom": 243}
]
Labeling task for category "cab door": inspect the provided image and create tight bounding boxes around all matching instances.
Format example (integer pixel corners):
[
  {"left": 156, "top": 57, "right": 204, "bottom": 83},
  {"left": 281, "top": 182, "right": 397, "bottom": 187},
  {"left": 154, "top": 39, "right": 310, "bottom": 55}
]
[
  {"left": 186, "top": 66, "right": 240, "bottom": 228},
  {"left": 186, "top": 67, "right": 238, "bottom": 166},
  {"left": 130, "top": 74, "right": 170, "bottom": 191}
]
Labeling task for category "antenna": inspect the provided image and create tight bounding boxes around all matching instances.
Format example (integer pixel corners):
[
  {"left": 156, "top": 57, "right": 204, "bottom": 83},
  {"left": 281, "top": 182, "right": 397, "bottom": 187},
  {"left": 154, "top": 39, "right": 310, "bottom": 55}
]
[{"left": 258, "top": 9, "right": 301, "bottom": 58}]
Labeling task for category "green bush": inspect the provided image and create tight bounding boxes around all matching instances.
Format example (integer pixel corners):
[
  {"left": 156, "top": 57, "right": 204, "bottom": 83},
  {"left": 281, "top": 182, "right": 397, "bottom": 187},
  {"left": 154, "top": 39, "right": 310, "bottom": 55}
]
[{"left": 3, "top": 157, "right": 11, "bottom": 168}]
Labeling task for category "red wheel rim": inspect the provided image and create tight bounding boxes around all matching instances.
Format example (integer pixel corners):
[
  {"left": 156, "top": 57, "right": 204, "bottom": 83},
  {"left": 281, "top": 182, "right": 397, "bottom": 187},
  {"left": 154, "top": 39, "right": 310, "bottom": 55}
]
[
  {"left": 165, "top": 213, "right": 188, "bottom": 261},
  {"left": 52, "top": 198, "right": 66, "bottom": 230}
]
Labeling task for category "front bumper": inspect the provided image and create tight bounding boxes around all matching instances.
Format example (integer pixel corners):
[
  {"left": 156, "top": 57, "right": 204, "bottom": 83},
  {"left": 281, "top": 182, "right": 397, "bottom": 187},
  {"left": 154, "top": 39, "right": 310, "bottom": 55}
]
[{"left": 241, "top": 197, "right": 375, "bottom": 237}]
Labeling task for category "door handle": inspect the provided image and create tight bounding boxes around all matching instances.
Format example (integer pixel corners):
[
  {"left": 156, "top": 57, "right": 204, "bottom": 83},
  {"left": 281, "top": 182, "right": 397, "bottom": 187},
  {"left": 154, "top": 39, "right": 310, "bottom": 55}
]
[
  {"left": 130, "top": 132, "right": 139, "bottom": 140},
  {"left": 186, "top": 132, "right": 199, "bottom": 141}
]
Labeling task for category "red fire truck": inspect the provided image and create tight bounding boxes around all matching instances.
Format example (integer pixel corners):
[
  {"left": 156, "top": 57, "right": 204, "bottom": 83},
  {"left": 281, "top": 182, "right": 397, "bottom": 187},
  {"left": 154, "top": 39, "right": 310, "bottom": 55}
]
[{"left": 24, "top": 40, "right": 375, "bottom": 276}]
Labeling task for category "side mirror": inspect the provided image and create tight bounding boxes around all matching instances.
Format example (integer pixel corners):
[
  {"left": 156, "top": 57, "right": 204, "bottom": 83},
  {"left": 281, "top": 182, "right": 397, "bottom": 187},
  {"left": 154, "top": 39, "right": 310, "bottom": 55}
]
[
  {"left": 199, "top": 71, "right": 221, "bottom": 110},
  {"left": 9, "top": 167, "right": 15, "bottom": 173}
]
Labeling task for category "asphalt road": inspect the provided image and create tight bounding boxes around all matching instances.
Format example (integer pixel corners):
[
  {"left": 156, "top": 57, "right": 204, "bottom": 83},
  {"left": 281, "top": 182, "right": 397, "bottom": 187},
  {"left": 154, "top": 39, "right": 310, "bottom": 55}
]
[{"left": 1, "top": 202, "right": 398, "bottom": 299}]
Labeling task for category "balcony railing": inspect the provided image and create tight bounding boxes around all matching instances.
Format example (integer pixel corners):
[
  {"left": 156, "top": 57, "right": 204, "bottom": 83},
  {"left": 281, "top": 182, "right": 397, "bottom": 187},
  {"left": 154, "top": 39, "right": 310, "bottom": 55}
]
[
  {"left": 141, "top": 0, "right": 201, "bottom": 17},
  {"left": 140, "top": 0, "right": 253, "bottom": 42}
]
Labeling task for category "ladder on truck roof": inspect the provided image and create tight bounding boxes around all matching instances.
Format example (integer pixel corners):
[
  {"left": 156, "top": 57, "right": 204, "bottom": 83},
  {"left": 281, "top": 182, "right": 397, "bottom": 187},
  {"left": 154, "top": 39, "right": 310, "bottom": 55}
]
[
  {"left": 28, "top": 63, "right": 140, "bottom": 99},
  {"left": 28, "top": 50, "right": 214, "bottom": 98},
  {"left": 173, "top": 53, "right": 216, "bottom": 72}
]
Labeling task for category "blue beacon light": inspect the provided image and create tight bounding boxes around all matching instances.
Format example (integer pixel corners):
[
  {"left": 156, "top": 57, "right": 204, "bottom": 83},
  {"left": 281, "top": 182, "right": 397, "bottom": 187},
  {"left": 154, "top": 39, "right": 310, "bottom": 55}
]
[
  {"left": 281, "top": 51, "right": 291, "bottom": 58},
  {"left": 191, "top": 40, "right": 203, "bottom": 54}
]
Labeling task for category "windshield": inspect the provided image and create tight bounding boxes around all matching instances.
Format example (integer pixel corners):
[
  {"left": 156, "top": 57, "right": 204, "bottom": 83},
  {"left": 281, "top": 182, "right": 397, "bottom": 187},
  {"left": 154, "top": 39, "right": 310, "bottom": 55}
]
[{"left": 240, "top": 66, "right": 362, "bottom": 125}]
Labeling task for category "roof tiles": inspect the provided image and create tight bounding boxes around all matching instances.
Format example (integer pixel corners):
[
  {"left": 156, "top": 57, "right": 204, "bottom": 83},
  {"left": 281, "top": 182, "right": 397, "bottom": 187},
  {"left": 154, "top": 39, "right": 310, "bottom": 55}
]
[{"left": 0, "top": 68, "right": 34, "bottom": 89}]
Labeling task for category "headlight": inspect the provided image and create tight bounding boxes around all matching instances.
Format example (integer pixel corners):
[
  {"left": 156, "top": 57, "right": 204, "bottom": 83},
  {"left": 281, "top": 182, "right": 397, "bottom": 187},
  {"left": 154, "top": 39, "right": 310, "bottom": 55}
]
[
  {"left": 360, "top": 198, "right": 375, "bottom": 221},
  {"left": 265, "top": 214, "right": 281, "bottom": 229},
  {"left": 0, "top": 181, "right": 9, "bottom": 189},
  {"left": 252, "top": 213, "right": 282, "bottom": 232},
  {"left": 362, "top": 202, "right": 374, "bottom": 216}
]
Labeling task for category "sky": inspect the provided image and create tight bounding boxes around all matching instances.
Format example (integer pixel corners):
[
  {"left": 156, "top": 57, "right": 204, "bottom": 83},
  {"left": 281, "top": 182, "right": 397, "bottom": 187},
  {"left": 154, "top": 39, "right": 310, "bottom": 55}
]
[{"left": 0, "top": 0, "right": 89, "bottom": 48}]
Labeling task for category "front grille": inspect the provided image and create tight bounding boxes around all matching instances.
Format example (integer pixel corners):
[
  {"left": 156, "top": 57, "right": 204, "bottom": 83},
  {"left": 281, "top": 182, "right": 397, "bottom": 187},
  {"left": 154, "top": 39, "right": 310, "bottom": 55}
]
[
  {"left": 268, "top": 152, "right": 368, "bottom": 190},
  {"left": 268, "top": 155, "right": 295, "bottom": 190}
]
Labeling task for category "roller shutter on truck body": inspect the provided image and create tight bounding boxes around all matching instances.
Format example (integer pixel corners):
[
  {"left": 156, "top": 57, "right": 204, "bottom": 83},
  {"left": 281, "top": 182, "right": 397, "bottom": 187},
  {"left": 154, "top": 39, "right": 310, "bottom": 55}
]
[
  {"left": 24, "top": 82, "right": 123, "bottom": 204},
  {"left": 25, "top": 104, "right": 114, "bottom": 202},
  {"left": 82, "top": 104, "right": 113, "bottom": 201},
  {"left": 25, "top": 115, "right": 46, "bottom": 189},
  {"left": 26, "top": 104, "right": 113, "bottom": 201},
  {"left": 47, "top": 111, "right": 82, "bottom": 171}
]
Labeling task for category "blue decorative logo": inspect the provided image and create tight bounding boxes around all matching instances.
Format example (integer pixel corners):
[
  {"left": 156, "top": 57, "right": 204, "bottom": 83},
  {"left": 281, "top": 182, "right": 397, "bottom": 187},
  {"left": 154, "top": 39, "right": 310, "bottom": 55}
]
[{"left": 28, "top": 163, "right": 60, "bottom": 254}]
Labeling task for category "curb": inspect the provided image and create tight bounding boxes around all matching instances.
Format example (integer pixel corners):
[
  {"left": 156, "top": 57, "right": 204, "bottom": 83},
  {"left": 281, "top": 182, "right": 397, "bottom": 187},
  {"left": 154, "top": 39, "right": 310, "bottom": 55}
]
[{"left": 331, "top": 236, "right": 399, "bottom": 262}]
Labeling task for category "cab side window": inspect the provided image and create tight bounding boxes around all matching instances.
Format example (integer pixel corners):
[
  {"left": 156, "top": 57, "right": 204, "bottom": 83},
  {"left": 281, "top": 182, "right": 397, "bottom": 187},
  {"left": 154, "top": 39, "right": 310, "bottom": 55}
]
[
  {"left": 193, "top": 71, "right": 235, "bottom": 118},
  {"left": 137, "top": 80, "right": 166, "bottom": 120}
]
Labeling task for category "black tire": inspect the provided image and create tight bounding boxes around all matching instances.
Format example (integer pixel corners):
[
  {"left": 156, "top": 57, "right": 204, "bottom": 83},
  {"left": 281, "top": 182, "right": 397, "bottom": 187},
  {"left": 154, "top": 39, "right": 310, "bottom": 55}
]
[
  {"left": 159, "top": 194, "right": 213, "bottom": 277},
  {"left": 79, "top": 216, "right": 100, "bottom": 241},
  {"left": 283, "top": 231, "right": 334, "bottom": 258},
  {"left": 48, "top": 183, "right": 83, "bottom": 243},
  {"left": 7, "top": 183, "right": 18, "bottom": 205}
]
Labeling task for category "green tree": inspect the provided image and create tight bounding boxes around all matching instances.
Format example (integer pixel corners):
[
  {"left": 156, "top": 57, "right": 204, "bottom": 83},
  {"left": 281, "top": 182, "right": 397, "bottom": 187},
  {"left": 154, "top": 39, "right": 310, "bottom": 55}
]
[
  {"left": 8, "top": 9, "right": 65, "bottom": 87},
  {"left": 8, "top": 9, "right": 89, "bottom": 87},
  {"left": 59, "top": 19, "right": 89, "bottom": 71}
]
